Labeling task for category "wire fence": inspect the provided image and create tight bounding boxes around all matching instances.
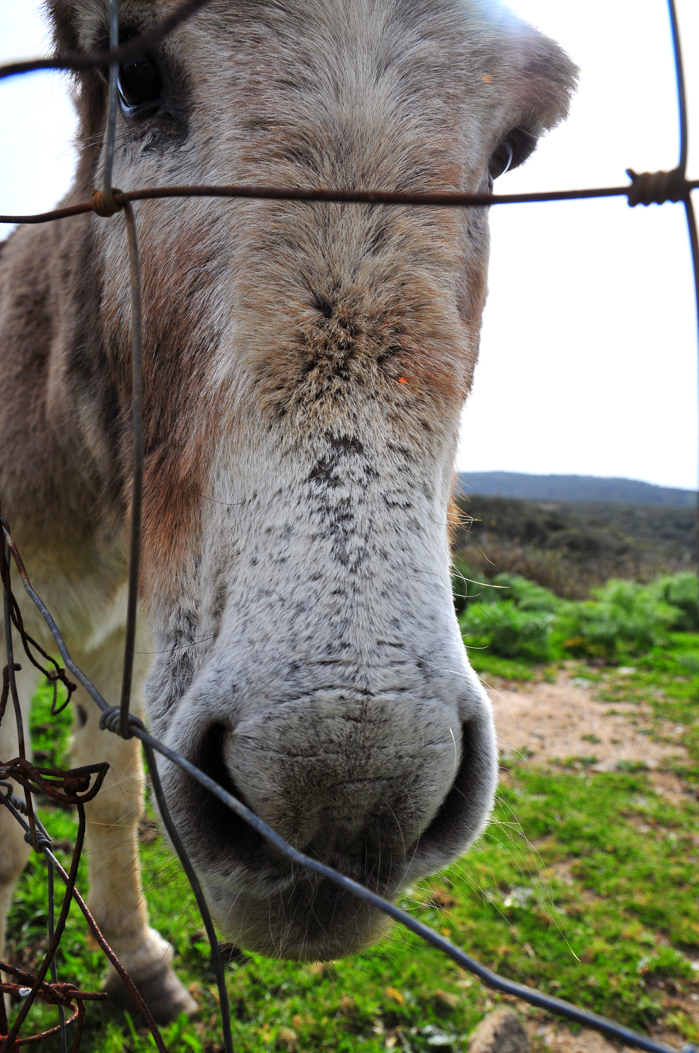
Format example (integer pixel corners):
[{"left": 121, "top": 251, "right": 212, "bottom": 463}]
[{"left": 0, "top": 0, "right": 697, "bottom": 1050}]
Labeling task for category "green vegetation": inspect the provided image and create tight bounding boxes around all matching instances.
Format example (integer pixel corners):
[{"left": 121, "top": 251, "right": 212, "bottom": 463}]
[
  {"left": 455, "top": 569, "right": 699, "bottom": 675},
  {"left": 6, "top": 577, "right": 699, "bottom": 1052}
]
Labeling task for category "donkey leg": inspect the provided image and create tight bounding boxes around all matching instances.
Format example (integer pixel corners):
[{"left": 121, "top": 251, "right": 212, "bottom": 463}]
[
  {"left": 70, "top": 639, "right": 196, "bottom": 1024},
  {"left": 0, "top": 665, "right": 38, "bottom": 1012},
  {"left": 0, "top": 801, "right": 28, "bottom": 1018}
]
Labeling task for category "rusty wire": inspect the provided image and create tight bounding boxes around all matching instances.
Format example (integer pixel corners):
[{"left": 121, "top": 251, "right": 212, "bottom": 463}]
[
  {"left": 0, "top": 755, "right": 167, "bottom": 1049},
  {"left": 0, "top": 958, "right": 106, "bottom": 1052},
  {"left": 0, "top": 0, "right": 698, "bottom": 1052},
  {"left": 0, "top": 773, "right": 169, "bottom": 1053},
  {"left": 2, "top": 175, "right": 698, "bottom": 227}
]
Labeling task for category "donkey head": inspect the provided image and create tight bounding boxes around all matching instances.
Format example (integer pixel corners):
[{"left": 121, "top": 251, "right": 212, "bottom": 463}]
[{"left": 49, "top": 0, "right": 575, "bottom": 959}]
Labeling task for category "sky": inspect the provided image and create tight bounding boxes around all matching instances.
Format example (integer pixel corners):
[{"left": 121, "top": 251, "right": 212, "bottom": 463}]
[{"left": 1, "top": 0, "right": 698, "bottom": 490}]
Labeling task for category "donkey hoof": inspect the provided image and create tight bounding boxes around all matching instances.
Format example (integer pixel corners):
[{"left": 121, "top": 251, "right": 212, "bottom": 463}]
[
  {"left": 103, "top": 927, "right": 198, "bottom": 1024},
  {"left": 105, "top": 963, "right": 197, "bottom": 1024}
]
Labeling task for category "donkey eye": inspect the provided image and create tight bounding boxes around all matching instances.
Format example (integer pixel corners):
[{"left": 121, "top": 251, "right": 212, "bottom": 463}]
[
  {"left": 118, "top": 53, "right": 162, "bottom": 111},
  {"left": 489, "top": 127, "right": 538, "bottom": 180}
]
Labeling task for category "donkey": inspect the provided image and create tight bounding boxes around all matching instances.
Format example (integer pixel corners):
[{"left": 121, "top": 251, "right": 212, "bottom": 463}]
[{"left": 0, "top": 0, "right": 575, "bottom": 1024}]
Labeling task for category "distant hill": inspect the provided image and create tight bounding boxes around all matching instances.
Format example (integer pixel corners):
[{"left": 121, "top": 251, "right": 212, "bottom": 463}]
[
  {"left": 451, "top": 494, "right": 696, "bottom": 598},
  {"left": 456, "top": 472, "right": 696, "bottom": 508}
]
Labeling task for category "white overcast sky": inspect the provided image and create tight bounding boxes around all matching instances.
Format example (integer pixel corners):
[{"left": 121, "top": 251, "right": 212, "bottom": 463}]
[{"left": 1, "top": 0, "right": 698, "bottom": 490}]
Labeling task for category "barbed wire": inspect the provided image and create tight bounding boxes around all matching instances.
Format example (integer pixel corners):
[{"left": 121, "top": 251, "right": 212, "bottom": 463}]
[{"left": 0, "top": 0, "right": 697, "bottom": 1051}]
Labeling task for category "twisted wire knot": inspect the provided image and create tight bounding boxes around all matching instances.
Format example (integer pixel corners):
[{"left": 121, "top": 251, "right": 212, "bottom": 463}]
[
  {"left": 626, "top": 167, "right": 687, "bottom": 207},
  {"left": 24, "top": 828, "right": 51, "bottom": 850},
  {"left": 99, "top": 706, "right": 145, "bottom": 739},
  {"left": 0, "top": 781, "right": 19, "bottom": 806},
  {"left": 91, "top": 187, "right": 123, "bottom": 217}
]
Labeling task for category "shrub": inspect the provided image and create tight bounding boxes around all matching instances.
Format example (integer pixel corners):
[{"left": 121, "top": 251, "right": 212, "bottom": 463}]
[
  {"left": 460, "top": 600, "right": 554, "bottom": 662},
  {"left": 491, "top": 574, "right": 563, "bottom": 613},
  {"left": 456, "top": 573, "right": 690, "bottom": 665},
  {"left": 554, "top": 579, "right": 680, "bottom": 660},
  {"left": 651, "top": 572, "right": 699, "bottom": 631}
]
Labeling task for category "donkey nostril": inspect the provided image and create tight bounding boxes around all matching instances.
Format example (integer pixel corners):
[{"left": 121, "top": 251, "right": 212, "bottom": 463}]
[
  {"left": 193, "top": 723, "right": 266, "bottom": 863},
  {"left": 411, "top": 714, "right": 496, "bottom": 869},
  {"left": 198, "top": 723, "right": 251, "bottom": 808}
]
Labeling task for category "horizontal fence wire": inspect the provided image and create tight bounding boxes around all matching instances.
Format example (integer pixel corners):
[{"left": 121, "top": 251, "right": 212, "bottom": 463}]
[
  {"left": 0, "top": 0, "right": 697, "bottom": 1050},
  {"left": 1, "top": 176, "right": 699, "bottom": 226}
]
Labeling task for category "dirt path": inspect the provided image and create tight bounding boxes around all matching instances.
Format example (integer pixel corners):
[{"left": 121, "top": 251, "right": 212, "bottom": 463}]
[{"left": 486, "top": 673, "right": 688, "bottom": 781}]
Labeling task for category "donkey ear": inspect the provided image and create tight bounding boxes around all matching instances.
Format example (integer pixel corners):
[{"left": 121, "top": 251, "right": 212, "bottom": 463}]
[
  {"left": 43, "top": 0, "right": 82, "bottom": 54},
  {"left": 43, "top": 0, "right": 113, "bottom": 59},
  {"left": 503, "top": 20, "right": 579, "bottom": 135},
  {"left": 42, "top": 0, "right": 109, "bottom": 141}
]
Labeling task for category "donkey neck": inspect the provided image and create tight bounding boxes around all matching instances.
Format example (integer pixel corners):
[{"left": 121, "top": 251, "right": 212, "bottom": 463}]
[{"left": 0, "top": 209, "right": 126, "bottom": 578}]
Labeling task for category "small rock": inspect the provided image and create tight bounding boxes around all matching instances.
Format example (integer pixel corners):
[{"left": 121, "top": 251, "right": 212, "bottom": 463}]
[
  {"left": 590, "top": 760, "right": 617, "bottom": 773},
  {"left": 468, "top": 1008, "right": 529, "bottom": 1053}
]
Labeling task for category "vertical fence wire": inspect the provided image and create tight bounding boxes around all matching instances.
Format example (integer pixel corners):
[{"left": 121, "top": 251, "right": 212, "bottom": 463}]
[
  {"left": 102, "top": 0, "right": 119, "bottom": 213},
  {"left": 666, "top": 0, "right": 689, "bottom": 176},
  {"left": 119, "top": 202, "right": 145, "bottom": 739},
  {"left": 144, "top": 743, "right": 235, "bottom": 1053},
  {"left": 665, "top": 0, "right": 699, "bottom": 551},
  {"left": 47, "top": 863, "right": 68, "bottom": 1053}
]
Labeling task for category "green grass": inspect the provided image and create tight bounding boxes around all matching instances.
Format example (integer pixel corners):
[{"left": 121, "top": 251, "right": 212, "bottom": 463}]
[{"left": 6, "top": 636, "right": 699, "bottom": 1051}]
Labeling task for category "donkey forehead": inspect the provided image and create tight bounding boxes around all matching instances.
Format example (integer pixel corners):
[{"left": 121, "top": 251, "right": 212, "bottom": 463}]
[
  {"left": 68, "top": 0, "right": 574, "bottom": 389},
  {"left": 62, "top": 0, "right": 574, "bottom": 146}
]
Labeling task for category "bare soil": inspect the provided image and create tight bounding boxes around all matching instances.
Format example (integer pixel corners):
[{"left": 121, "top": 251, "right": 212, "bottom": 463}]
[
  {"left": 525, "top": 1006, "right": 699, "bottom": 1053},
  {"left": 486, "top": 674, "right": 688, "bottom": 798}
]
